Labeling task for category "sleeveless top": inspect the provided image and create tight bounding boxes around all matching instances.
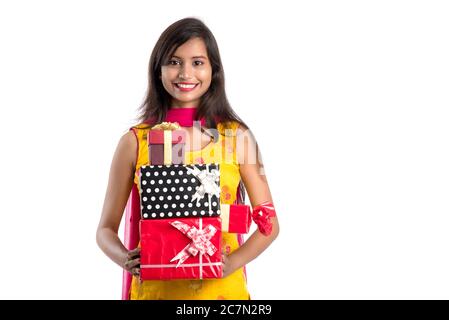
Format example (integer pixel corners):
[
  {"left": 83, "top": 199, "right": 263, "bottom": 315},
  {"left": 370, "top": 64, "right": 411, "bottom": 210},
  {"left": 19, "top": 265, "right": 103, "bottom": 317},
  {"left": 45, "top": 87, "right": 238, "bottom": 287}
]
[{"left": 129, "top": 121, "right": 250, "bottom": 300}]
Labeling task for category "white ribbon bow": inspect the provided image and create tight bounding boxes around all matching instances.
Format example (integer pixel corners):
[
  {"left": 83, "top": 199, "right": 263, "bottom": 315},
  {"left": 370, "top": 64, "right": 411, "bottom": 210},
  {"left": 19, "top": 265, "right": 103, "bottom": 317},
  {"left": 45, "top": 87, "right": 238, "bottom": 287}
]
[
  {"left": 186, "top": 164, "right": 220, "bottom": 214},
  {"left": 169, "top": 220, "right": 218, "bottom": 268}
]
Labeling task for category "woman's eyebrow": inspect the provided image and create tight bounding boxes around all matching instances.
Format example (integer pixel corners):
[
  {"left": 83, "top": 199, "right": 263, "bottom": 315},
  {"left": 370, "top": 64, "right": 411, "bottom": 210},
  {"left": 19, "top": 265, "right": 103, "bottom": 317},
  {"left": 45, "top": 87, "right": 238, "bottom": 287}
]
[{"left": 172, "top": 55, "right": 208, "bottom": 60}]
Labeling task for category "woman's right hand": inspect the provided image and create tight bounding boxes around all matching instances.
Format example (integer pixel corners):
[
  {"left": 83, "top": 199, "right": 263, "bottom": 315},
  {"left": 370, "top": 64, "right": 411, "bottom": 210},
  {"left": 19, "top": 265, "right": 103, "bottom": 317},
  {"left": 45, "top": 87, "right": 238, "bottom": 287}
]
[{"left": 124, "top": 248, "right": 141, "bottom": 277}]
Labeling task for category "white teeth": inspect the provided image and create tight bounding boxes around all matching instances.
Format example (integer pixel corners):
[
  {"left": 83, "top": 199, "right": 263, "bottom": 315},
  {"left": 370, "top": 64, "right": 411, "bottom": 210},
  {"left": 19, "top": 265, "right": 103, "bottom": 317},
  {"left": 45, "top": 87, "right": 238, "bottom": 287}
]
[{"left": 176, "top": 83, "right": 196, "bottom": 89}]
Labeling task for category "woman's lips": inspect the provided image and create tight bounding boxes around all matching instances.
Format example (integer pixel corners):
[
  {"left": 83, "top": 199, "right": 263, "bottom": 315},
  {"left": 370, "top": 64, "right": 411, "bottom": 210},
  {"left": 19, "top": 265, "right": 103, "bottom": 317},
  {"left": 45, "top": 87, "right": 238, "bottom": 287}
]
[{"left": 174, "top": 83, "right": 199, "bottom": 92}]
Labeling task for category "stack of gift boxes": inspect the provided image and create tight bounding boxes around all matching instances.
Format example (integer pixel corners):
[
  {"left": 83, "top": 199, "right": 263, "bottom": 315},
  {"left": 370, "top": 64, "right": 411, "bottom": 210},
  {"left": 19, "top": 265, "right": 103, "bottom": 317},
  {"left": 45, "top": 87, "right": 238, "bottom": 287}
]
[{"left": 138, "top": 123, "right": 252, "bottom": 280}]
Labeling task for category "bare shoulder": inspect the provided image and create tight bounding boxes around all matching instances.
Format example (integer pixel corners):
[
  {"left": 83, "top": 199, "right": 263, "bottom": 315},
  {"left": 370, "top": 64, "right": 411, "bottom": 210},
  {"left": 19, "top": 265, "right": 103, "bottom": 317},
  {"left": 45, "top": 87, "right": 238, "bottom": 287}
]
[
  {"left": 114, "top": 130, "right": 138, "bottom": 170},
  {"left": 120, "top": 130, "right": 138, "bottom": 146},
  {"left": 235, "top": 123, "right": 258, "bottom": 165},
  {"left": 236, "top": 123, "right": 272, "bottom": 206}
]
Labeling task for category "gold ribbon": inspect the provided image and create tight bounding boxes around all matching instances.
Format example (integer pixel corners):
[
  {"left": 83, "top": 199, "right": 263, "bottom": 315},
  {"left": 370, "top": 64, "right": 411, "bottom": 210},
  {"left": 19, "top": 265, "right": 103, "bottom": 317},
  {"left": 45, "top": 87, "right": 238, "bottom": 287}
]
[
  {"left": 151, "top": 122, "right": 180, "bottom": 165},
  {"left": 220, "top": 204, "right": 230, "bottom": 232},
  {"left": 151, "top": 122, "right": 180, "bottom": 131},
  {"left": 164, "top": 130, "right": 172, "bottom": 165}
]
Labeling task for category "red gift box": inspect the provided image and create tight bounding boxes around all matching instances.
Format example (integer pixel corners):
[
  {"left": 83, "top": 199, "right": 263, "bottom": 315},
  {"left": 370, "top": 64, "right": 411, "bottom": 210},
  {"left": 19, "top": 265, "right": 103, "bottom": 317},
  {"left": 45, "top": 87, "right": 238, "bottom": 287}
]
[
  {"left": 220, "top": 204, "right": 252, "bottom": 233},
  {"left": 148, "top": 129, "right": 186, "bottom": 165},
  {"left": 140, "top": 217, "right": 223, "bottom": 280}
]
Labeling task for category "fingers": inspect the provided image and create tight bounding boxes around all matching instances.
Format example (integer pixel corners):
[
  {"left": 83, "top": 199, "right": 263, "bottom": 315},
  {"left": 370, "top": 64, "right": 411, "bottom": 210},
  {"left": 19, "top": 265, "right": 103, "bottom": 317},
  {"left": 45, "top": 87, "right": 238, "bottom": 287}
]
[
  {"left": 127, "top": 248, "right": 141, "bottom": 259},
  {"left": 124, "top": 248, "right": 141, "bottom": 277},
  {"left": 221, "top": 253, "right": 228, "bottom": 278},
  {"left": 124, "top": 257, "right": 140, "bottom": 271},
  {"left": 131, "top": 267, "right": 140, "bottom": 277},
  {"left": 222, "top": 261, "right": 228, "bottom": 278}
]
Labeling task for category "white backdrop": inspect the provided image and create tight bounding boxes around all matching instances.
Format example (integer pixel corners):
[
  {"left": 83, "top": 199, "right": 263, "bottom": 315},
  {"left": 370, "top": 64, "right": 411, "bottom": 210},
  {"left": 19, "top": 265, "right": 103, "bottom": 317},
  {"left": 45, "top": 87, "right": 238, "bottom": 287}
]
[{"left": 0, "top": 0, "right": 448, "bottom": 299}]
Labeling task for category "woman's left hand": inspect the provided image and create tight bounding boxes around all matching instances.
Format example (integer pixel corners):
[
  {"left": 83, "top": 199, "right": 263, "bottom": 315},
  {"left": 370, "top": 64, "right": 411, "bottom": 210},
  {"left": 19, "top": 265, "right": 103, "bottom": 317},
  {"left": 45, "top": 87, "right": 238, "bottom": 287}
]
[{"left": 222, "top": 253, "right": 238, "bottom": 278}]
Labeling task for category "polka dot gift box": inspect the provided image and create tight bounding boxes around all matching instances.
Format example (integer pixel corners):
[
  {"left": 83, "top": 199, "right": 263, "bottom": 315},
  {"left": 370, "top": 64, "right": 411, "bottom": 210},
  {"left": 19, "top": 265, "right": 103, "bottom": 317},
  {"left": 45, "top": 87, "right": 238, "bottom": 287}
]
[
  {"left": 139, "top": 163, "right": 221, "bottom": 219},
  {"left": 138, "top": 162, "right": 223, "bottom": 280}
]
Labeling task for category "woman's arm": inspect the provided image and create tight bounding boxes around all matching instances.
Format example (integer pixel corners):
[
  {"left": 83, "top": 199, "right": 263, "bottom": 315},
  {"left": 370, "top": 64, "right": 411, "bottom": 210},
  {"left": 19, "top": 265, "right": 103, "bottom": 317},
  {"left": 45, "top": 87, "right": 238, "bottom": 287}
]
[
  {"left": 96, "top": 131, "right": 140, "bottom": 274},
  {"left": 222, "top": 126, "right": 280, "bottom": 277}
]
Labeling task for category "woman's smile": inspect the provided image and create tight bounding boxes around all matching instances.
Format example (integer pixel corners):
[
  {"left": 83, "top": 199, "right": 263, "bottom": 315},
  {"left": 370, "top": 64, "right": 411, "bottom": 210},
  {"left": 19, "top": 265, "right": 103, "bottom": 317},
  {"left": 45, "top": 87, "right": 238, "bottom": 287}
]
[{"left": 174, "top": 82, "right": 199, "bottom": 92}]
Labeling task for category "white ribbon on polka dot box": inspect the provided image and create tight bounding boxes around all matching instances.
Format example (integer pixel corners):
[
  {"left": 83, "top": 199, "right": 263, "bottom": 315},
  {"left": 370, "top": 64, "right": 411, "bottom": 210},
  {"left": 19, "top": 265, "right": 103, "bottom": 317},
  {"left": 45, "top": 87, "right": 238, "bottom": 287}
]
[{"left": 138, "top": 163, "right": 221, "bottom": 219}]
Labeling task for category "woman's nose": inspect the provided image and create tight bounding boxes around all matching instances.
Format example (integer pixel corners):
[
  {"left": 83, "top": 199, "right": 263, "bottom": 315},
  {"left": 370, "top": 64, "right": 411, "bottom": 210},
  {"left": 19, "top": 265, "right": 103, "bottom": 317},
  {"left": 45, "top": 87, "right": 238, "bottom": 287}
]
[{"left": 179, "top": 64, "right": 193, "bottom": 79}]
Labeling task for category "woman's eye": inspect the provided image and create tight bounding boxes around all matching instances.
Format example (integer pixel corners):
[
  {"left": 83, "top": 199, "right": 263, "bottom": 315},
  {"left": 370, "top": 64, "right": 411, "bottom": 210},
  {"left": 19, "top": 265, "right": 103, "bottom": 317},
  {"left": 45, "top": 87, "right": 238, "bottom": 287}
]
[
  {"left": 168, "top": 60, "right": 180, "bottom": 65},
  {"left": 194, "top": 60, "right": 204, "bottom": 66}
]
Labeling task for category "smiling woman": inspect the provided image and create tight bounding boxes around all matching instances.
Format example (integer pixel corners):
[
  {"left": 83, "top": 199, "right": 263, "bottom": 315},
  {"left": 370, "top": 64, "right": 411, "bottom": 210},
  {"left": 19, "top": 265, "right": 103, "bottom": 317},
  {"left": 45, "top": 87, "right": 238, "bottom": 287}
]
[
  {"left": 131, "top": 16, "right": 243, "bottom": 129},
  {"left": 160, "top": 38, "right": 212, "bottom": 108},
  {"left": 96, "top": 17, "right": 279, "bottom": 301}
]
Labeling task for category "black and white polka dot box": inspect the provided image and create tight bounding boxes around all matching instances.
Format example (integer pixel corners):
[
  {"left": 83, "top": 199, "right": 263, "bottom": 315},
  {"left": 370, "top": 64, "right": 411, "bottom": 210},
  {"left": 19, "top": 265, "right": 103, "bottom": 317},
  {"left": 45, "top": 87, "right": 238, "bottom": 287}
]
[{"left": 139, "top": 163, "right": 221, "bottom": 219}]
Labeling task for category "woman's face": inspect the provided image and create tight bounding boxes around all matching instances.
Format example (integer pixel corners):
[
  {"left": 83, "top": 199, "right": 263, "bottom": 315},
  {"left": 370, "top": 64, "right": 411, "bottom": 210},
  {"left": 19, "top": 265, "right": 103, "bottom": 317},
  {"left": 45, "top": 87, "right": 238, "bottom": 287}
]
[{"left": 161, "top": 37, "right": 212, "bottom": 108}]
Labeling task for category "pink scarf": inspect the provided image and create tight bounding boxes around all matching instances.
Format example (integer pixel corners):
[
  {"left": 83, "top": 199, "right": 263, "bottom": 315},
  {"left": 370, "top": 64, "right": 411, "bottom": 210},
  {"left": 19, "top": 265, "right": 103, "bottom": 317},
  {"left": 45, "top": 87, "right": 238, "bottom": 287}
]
[{"left": 164, "top": 107, "right": 206, "bottom": 127}]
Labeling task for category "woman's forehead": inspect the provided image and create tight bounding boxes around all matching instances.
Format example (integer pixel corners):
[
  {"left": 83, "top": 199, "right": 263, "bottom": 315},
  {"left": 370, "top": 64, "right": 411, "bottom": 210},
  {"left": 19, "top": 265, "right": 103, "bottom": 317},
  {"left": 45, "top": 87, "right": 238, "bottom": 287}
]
[{"left": 172, "top": 38, "right": 208, "bottom": 57}]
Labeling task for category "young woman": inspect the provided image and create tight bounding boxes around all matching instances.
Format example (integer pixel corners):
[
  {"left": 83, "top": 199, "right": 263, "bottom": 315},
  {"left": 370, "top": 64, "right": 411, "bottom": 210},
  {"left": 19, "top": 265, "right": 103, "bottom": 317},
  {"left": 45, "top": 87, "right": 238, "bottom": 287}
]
[{"left": 96, "top": 17, "right": 279, "bottom": 300}]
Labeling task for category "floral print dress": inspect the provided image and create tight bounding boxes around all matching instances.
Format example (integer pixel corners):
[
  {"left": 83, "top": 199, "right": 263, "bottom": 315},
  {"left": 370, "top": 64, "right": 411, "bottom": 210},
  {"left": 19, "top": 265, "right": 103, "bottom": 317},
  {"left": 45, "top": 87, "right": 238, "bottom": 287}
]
[{"left": 129, "top": 121, "right": 250, "bottom": 300}]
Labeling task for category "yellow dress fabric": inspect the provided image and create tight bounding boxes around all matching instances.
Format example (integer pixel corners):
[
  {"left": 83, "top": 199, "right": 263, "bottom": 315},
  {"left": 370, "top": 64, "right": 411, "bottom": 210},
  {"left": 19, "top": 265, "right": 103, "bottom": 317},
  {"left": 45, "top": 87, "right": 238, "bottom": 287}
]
[{"left": 129, "top": 121, "right": 250, "bottom": 300}]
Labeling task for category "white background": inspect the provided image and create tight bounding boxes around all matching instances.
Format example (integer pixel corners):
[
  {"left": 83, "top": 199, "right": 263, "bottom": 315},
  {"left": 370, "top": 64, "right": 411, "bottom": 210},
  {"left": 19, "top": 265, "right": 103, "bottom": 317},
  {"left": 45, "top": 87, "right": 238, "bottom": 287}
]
[{"left": 0, "top": 0, "right": 448, "bottom": 299}]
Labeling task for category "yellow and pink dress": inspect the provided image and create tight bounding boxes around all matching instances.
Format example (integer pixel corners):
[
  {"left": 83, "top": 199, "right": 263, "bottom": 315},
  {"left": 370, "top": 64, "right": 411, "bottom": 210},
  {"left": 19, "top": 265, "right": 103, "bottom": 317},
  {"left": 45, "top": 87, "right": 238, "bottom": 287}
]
[{"left": 122, "top": 115, "right": 250, "bottom": 300}]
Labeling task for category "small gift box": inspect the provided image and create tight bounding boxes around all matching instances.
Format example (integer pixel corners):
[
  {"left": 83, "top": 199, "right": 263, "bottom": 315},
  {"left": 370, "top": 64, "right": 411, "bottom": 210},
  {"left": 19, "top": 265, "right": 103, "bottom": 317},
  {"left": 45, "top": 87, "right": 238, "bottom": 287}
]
[
  {"left": 148, "top": 123, "right": 186, "bottom": 165},
  {"left": 140, "top": 217, "right": 223, "bottom": 280},
  {"left": 139, "top": 163, "right": 221, "bottom": 219},
  {"left": 220, "top": 204, "right": 252, "bottom": 234}
]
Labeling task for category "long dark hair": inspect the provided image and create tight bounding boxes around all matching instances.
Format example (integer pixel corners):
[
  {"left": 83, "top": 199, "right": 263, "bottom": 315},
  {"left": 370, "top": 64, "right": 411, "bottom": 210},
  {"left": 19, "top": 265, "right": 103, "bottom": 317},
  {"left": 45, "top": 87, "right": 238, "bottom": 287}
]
[{"left": 135, "top": 17, "right": 247, "bottom": 130}]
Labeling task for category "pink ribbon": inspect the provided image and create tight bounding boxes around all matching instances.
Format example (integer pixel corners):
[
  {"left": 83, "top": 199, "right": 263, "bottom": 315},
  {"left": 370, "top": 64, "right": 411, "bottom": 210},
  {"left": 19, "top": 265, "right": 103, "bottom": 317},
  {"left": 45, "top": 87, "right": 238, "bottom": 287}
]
[
  {"left": 252, "top": 202, "right": 277, "bottom": 236},
  {"left": 170, "top": 220, "right": 218, "bottom": 267}
]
